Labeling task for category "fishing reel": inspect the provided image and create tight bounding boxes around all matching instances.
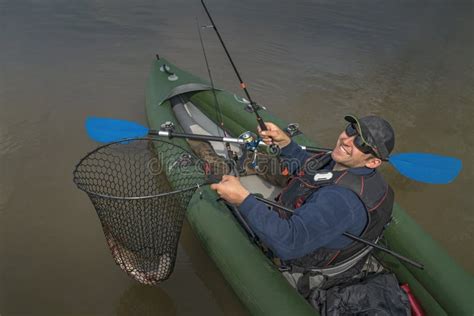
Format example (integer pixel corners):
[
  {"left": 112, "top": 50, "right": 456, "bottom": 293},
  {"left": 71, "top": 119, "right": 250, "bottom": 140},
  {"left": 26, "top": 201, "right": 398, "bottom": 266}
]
[
  {"left": 239, "top": 131, "right": 260, "bottom": 151},
  {"left": 238, "top": 131, "right": 261, "bottom": 170},
  {"left": 160, "top": 121, "right": 176, "bottom": 132}
]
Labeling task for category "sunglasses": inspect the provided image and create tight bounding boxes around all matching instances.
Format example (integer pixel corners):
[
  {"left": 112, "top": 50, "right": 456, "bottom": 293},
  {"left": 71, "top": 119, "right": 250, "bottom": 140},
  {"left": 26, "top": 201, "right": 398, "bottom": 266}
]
[{"left": 345, "top": 124, "right": 380, "bottom": 158}]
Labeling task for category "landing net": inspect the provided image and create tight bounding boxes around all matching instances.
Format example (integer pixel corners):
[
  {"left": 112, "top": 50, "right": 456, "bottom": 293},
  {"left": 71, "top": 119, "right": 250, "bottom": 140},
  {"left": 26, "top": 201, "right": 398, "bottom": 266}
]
[{"left": 73, "top": 138, "right": 205, "bottom": 285}]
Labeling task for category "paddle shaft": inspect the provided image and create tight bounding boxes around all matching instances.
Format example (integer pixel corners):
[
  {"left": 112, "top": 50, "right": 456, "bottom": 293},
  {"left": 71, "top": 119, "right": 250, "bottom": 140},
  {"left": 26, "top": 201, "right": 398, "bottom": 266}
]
[
  {"left": 149, "top": 130, "right": 330, "bottom": 152},
  {"left": 200, "top": 0, "right": 267, "bottom": 132},
  {"left": 252, "top": 195, "right": 424, "bottom": 269}
]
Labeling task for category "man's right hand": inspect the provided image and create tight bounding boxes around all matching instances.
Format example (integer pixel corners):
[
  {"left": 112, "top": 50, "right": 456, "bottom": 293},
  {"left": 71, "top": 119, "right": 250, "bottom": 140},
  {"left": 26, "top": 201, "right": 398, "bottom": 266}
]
[{"left": 258, "top": 122, "right": 291, "bottom": 148}]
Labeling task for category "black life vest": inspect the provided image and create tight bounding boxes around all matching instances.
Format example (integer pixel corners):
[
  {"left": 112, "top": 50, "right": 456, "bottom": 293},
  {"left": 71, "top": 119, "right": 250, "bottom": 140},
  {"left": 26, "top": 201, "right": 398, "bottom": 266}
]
[{"left": 276, "top": 152, "right": 394, "bottom": 272}]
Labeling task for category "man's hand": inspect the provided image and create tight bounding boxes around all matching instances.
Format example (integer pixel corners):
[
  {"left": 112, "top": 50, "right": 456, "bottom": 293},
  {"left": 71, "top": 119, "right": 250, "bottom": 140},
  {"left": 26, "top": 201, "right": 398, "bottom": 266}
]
[
  {"left": 258, "top": 122, "right": 291, "bottom": 148},
  {"left": 210, "top": 175, "right": 250, "bottom": 205}
]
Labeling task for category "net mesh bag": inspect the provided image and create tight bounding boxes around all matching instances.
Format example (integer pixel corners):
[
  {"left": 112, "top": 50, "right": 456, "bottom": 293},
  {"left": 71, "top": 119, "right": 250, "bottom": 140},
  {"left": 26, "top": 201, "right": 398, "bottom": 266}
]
[{"left": 73, "top": 138, "right": 206, "bottom": 285}]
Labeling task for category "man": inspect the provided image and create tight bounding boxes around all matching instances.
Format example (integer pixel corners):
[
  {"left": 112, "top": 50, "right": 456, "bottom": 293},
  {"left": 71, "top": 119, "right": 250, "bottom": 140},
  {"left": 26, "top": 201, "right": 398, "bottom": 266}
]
[{"left": 211, "top": 115, "right": 395, "bottom": 294}]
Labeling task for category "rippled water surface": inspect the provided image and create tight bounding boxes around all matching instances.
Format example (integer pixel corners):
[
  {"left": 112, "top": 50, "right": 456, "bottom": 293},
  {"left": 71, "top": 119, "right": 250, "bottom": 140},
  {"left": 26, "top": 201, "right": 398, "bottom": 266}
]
[{"left": 1, "top": 0, "right": 473, "bottom": 314}]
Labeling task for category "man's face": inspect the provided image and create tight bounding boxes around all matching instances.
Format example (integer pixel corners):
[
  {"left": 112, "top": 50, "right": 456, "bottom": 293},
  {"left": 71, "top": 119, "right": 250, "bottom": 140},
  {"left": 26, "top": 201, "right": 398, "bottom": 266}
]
[{"left": 331, "top": 129, "right": 375, "bottom": 168}]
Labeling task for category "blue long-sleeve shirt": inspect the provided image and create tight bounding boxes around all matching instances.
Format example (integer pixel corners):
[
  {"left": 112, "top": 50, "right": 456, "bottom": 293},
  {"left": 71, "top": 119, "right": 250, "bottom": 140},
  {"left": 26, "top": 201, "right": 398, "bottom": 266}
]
[{"left": 238, "top": 141, "right": 369, "bottom": 261}]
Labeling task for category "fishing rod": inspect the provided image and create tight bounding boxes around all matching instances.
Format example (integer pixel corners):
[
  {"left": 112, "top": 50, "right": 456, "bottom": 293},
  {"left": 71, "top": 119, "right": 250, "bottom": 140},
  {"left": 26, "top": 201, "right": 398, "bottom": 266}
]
[
  {"left": 196, "top": 17, "right": 225, "bottom": 138},
  {"left": 197, "top": 17, "right": 240, "bottom": 173},
  {"left": 251, "top": 195, "right": 424, "bottom": 269},
  {"left": 200, "top": 0, "right": 268, "bottom": 134}
]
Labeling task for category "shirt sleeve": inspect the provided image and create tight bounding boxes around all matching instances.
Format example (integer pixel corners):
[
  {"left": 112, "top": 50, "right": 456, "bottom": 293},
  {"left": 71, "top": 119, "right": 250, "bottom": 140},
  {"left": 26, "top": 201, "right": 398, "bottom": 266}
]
[
  {"left": 238, "top": 186, "right": 367, "bottom": 261},
  {"left": 280, "top": 140, "right": 312, "bottom": 175}
]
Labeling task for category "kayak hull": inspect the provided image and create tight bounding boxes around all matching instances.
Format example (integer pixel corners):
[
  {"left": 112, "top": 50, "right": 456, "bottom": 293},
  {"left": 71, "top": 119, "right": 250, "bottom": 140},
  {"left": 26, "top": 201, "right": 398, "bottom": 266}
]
[{"left": 146, "top": 56, "right": 474, "bottom": 315}]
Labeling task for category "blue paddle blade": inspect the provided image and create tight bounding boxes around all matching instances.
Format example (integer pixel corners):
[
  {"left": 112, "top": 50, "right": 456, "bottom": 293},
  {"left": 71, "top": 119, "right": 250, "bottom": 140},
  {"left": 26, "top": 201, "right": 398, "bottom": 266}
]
[
  {"left": 86, "top": 117, "right": 149, "bottom": 143},
  {"left": 389, "top": 153, "right": 462, "bottom": 184}
]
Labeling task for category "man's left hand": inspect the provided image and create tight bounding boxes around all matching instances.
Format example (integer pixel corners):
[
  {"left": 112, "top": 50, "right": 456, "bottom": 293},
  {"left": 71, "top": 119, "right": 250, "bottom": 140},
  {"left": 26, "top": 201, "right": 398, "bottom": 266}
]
[{"left": 210, "top": 175, "right": 250, "bottom": 206}]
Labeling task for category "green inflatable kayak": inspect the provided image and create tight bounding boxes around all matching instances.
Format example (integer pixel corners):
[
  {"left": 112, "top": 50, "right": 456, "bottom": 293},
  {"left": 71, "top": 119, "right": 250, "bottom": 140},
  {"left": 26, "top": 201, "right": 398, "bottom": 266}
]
[{"left": 145, "top": 55, "right": 474, "bottom": 315}]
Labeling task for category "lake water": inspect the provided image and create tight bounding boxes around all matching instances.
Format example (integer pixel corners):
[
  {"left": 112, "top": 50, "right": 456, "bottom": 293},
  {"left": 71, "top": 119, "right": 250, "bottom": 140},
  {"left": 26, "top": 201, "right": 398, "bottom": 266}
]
[{"left": 1, "top": 0, "right": 473, "bottom": 314}]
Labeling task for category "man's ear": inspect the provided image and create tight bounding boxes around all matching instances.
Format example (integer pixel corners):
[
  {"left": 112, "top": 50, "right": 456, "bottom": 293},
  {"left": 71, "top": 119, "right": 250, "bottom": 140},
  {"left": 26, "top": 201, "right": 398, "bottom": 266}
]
[{"left": 365, "top": 157, "right": 382, "bottom": 169}]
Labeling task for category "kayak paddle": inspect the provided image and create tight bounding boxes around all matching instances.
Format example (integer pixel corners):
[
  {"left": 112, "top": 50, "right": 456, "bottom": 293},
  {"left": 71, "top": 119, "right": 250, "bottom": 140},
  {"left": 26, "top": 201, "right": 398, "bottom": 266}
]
[
  {"left": 85, "top": 117, "right": 462, "bottom": 184},
  {"left": 387, "top": 153, "right": 462, "bottom": 185}
]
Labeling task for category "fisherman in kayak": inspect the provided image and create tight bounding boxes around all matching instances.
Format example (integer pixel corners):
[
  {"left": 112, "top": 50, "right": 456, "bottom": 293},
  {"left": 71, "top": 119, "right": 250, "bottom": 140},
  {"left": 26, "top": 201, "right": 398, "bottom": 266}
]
[{"left": 211, "top": 114, "right": 395, "bottom": 295}]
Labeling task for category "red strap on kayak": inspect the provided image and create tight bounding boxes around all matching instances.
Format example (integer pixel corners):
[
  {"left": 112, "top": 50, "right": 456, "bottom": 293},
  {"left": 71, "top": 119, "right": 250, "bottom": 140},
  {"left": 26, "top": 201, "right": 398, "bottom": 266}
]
[{"left": 400, "top": 283, "right": 425, "bottom": 316}]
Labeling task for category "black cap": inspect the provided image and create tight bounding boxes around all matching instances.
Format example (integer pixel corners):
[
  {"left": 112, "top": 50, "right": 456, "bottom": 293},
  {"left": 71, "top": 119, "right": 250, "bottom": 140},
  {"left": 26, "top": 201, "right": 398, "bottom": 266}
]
[{"left": 344, "top": 115, "right": 395, "bottom": 160}]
